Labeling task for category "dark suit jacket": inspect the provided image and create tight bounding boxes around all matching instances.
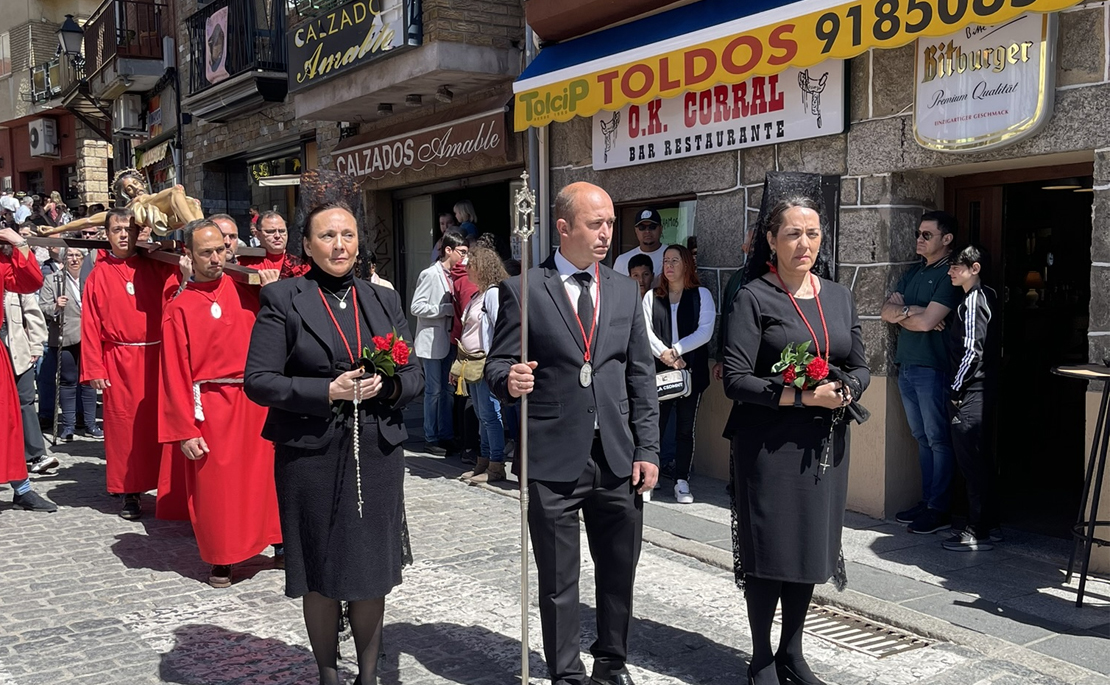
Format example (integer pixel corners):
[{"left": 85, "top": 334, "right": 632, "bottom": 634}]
[
  {"left": 244, "top": 276, "right": 423, "bottom": 451},
  {"left": 485, "top": 254, "right": 659, "bottom": 482}
]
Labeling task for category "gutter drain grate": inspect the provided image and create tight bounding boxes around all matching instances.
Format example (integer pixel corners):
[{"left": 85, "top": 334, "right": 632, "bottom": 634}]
[{"left": 776, "top": 604, "right": 933, "bottom": 659}]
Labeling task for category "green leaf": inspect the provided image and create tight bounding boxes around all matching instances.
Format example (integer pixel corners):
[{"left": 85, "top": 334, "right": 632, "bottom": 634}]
[
  {"left": 772, "top": 361, "right": 788, "bottom": 373},
  {"left": 793, "top": 376, "right": 806, "bottom": 389},
  {"left": 797, "top": 341, "right": 810, "bottom": 354}
]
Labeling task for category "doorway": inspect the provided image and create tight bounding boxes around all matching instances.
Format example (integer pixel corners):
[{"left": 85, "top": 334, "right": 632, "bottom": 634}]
[{"left": 948, "top": 164, "right": 1094, "bottom": 537}]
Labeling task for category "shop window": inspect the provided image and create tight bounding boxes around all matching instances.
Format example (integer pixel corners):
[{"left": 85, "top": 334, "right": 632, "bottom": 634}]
[
  {"left": 614, "top": 198, "right": 697, "bottom": 263},
  {"left": 0, "top": 33, "right": 10, "bottom": 77},
  {"left": 22, "top": 171, "right": 45, "bottom": 197}
]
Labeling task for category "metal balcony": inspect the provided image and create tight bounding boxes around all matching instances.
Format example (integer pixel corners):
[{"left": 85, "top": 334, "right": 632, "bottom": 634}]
[{"left": 82, "top": 0, "right": 170, "bottom": 100}]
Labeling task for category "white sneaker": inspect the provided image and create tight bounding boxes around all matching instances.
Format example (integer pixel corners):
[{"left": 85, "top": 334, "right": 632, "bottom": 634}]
[{"left": 675, "top": 479, "right": 694, "bottom": 504}]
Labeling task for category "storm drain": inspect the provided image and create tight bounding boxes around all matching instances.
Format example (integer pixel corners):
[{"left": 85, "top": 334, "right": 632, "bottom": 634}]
[{"left": 776, "top": 604, "right": 932, "bottom": 659}]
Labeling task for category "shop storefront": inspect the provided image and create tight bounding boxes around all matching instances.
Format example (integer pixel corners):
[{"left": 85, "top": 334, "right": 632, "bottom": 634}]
[
  {"left": 134, "top": 82, "right": 181, "bottom": 193},
  {"left": 517, "top": 0, "right": 1110, "bottom": 566},
  {"left": 330, "top": 92, "right": 523, "bottom": 329}
]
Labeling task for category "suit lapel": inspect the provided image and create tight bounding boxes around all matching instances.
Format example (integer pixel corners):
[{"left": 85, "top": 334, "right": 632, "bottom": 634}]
[
  {"left": 292, "top": 279, "right": 339, "bottom": 359},
  {"left": 355, "top": 279, "right": 393, "bottom": 340},
  {"left": 593, "top": 267, "right": 615, "bottom": 360},
  {"left": 542, "top": 259, "right": 587, "bottom": 357}
]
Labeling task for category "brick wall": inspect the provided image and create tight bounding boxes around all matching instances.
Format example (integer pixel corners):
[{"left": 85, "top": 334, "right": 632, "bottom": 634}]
[{"left": 422, "top": 0, "right": 523, "bottom": 50}]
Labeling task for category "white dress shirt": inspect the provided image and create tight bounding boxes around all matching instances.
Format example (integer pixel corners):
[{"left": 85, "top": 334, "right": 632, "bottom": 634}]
[
  {"left": 554, "top": 249, "right": 601, "bottom": 428},
  {"left": 641, "top": 287, "right": 715, "bottom": 358}
]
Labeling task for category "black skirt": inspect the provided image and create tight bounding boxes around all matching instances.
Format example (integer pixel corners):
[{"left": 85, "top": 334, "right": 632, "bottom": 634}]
[
  {"left": 275, "top": 415, "right": 411, "bottom": 601},
  {"left": 731, "top": 405, "right": 849, "bottom": 585}
]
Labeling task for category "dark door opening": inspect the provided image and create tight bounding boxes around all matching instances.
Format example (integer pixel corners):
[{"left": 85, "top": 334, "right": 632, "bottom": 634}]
[
  {"left": 435, "top": 182, "right": 512, "bottom": 258},
  {"left": 949, "top": 166, "right": 1093, "bottom": 538}
]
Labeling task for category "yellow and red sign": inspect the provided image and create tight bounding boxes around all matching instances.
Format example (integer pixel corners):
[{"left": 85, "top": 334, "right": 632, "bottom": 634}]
[{"left": 513, "top": 0, "right": 1080, "bottom": 131}]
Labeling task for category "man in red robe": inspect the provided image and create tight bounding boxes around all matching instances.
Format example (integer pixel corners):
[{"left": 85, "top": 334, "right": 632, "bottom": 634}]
[
  {"left": 0, "top": 227, "right": 56, "bottom": 511},
  {"left": 236, "top": 211, "right": 309, "bottom": 280},
  {"left": 81, "top": 208, "right": 182, "bottom": 520},
  {"left": 159, "top": 219, "right": 282, "bottom": 588}
]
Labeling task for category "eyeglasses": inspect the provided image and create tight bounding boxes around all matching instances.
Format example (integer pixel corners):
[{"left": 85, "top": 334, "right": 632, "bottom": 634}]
[
  {"left": 636, "top": 223, "right": 660, "bottom": 231},
  {"left": 915, "top": 230, "right": 939, "bottom": 241}
]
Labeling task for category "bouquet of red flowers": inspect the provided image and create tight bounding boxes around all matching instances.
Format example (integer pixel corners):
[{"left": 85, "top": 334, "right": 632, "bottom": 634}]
[
  {"left": 360, "top": 331, "right": 410, "bottom": 377},
  {"left": 771, "top": 341, "right": 829, "bottom": 390}
]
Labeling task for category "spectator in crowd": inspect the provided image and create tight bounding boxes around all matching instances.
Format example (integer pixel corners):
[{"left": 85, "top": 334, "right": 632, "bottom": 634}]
[
  {"left": 368, "top": 252, "right": 393, "bottom": 290},
  {"left": 88, "top": 203, "right": 106, "bottom": 215},
  {"left": 3, "top": 287, "right": 57, "bottom": 474},
  {"left": 453, "top": 200, "right": 479, "bottom": 238},
  {"left": 627, "top": 253, "right": 654, "bottom": 298},
  {"left": 881, "top": 211, "right": 962, "bottom": 535},
  {"left": 44, "top": 191, "right": 67, "bottom": 226},
  {"left": 944, "top": 245, "right": 1002, "bottom": 552},
  {"left": 455, "top": 246, "right": 508, "bottom": 484},
  {"left": 0, "top": 189, "right": 18, "bottom": 215},
  {"left": 643, "top": 245, "right": 714, "bottom": 504},
  {"left": 613, "top": 207, "right": 668, "bottom": 285},
  {"left": 411, "top": 230, "right": 466, "bottom": 455},
  {"left": 0, "top": 225, "right": 57, "bottom": 512},
  {"left": 40, "top": 249, "right": 102, "bottom": 441},
  {"left": 450, "top": 236, "right": 480, "bottom": 463},
  {"left": 723, "top": 196, "right": 868, "bottom": 685},
  {"left": 237, "top": 211, "right": 309, "bottom": 280},
  {"left": 430, "top": 211, "right": 459, "bottom": 263},
  {"left": 14, "top": 197, "right": 32, "bottom": 224}
]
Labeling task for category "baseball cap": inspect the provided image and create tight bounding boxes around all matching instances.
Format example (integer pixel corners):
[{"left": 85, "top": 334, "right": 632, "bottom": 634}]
[{"left": 635, "top": 208, "right": 662, "bottom": 227}]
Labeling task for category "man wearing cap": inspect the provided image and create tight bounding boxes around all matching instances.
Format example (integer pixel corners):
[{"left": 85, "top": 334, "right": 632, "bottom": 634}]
[{"left": 613, "top": 208, "right": 668, "bottom": 287}]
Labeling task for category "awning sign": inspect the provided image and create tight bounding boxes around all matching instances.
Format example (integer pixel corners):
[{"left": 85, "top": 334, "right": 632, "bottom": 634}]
[
  {"left": 914, "top": 12, "right": 1055, "bottom": 151},
  {"left": 513, "top": 0, "right": 1079, "bottom": 131},
  {"left": 593, "top": 61, "right": 845, "bottom": 170}
]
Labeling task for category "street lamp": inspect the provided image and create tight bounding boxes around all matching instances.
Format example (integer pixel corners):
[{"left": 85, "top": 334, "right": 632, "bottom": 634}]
[{"left": 57, "top": 14, "right": 84, "bottom": 58}]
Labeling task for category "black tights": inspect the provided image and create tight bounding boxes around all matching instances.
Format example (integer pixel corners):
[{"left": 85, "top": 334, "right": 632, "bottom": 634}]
[
  {"left": 744, "top": 576, "right": 816, "bottom": 678},
  {"left": 303, "top": 592, "right": 385, "bottom": 685}
]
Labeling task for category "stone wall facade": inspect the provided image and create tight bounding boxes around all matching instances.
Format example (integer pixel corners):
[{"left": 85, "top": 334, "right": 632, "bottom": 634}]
[
  {"left": 74, "top": 119, "right": 110, "bottom": 206},
  {"left": 544, "top": 2, "right": 1110, "bottom": 529}
]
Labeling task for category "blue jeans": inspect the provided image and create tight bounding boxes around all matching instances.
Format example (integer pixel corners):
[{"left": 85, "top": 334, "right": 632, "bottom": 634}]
[
  {"left": 469, "top": 378, "right": 505, "bottom": 462},
  {"left": 421, "top": 350, "right": 455, "bottom": 443},
  {"left": 898, "top": 364, "right": 955, "bottom": 512}
]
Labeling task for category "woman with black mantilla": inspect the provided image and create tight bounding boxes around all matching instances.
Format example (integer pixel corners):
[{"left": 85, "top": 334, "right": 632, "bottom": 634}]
[
  {"left": 245, "top": 188, "right": 422, "bottom": 685},
  {"left": 723, "top": 195, "right": 869, "bottom": 685}
]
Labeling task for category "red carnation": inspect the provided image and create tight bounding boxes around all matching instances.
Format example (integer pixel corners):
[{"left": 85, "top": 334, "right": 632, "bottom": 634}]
[
  {"left": 373, "top": 336, "right": 390, "bottom": 351},
  {"left": 806, "top": 357, "right": 829, "bottom": 382},
  {"left": 386, "top": 332, "right": 394, "bottom": 345},
  {"left": 782, "top": 367, "right": 797, "bottom": 384},
  {"left": 391, "top": 340, "right": 410, "bottom": 366}
]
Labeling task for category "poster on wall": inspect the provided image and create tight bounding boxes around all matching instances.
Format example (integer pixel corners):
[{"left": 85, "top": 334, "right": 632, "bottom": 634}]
[
  {"left": 914, "top": 13, "right": 1056, "bottom": 152},
  {"left": 591, "top": 61, "right": 844, "bottom": 171},
  {"left": 205, "top": 7, "right": 231, "bottom": 85}
]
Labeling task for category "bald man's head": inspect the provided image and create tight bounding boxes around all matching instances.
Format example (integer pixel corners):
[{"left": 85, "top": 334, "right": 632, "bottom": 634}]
[{"left": 554, "top": 182, "right": 614, "bottom": 269}]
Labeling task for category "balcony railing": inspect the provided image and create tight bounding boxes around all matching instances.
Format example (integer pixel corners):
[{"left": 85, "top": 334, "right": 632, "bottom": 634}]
[
  {"left": 187, "top": 0, "right": 286, "bottom": 96},
  {"left": 84, "top": 0, "right": 169, "bottom": 80},
  {"left": 29, "top": 57, "right": 86, "bottom": 105}
]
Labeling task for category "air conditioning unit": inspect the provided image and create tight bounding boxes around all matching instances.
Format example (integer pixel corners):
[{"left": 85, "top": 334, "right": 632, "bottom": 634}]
[
  {"left": 113, "top": 94, "right": 146, "bottom": 137},
  {"left": 29, "top": 119, "right": 59, "bottom": 158}
]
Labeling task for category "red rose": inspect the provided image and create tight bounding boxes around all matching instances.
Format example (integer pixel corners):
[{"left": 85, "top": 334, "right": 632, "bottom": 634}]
[
  {"left": 806, "top": 357, "right": 829, "bottom": 382},
  {"left": 782, "top": 367, "right": 797, "bottom": 384},
  {"left": 386, "top": 332, "right": 394, "bottom": 345},
  {"left": 373, "top": 336, "right": 390, "bottom": 351},
  {"left": 392, "top": 340, "right": 410, "bottom": 366}
]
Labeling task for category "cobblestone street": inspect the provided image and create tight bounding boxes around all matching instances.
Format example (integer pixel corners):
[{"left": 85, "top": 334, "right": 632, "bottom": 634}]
[{"left": 0, "top": 438, "right": 1107, "bottom": 685}]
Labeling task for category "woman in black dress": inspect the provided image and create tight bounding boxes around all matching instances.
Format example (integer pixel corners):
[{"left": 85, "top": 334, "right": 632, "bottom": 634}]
[
  {"left": 723, "top": 197, "right": 869, "bottom": 685},
  {"left": 245, "top": 203, "right": 423, "bottom": 685}
]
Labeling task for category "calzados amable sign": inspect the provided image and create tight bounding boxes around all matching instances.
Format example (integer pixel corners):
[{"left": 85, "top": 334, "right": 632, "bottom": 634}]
[
  {"left": 514, "top": 0, "right": 1079, "bottom": 131},
  {"left": 592, "top": 62, "right": 844, "bottom": 170},
  {"left": 288, "top": 0, "right": 410, "bottom": 93},
  {"left": 914, "top": 12, "right": 1055, "bottom": 151}
]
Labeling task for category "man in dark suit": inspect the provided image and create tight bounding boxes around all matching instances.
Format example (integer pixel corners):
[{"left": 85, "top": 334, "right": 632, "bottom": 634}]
[{"left": 486, "top": 182, "right": 659, "bottom": 685}]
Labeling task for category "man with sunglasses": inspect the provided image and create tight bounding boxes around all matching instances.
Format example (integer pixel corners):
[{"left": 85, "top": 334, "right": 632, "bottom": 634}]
[
  {"left": 881, "top": 211, "right": 963, "bottom": 535},
  {"left": 613, "top": 207, "right": 669, "bottom": 287}
]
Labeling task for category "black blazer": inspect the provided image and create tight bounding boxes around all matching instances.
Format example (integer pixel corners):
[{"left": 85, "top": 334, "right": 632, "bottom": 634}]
[
  {"left": 485, "top": 255, "right": 659, "bottom": 482},
  {"left": 244, "top": 276, "right": 423, "bottom": 450}
]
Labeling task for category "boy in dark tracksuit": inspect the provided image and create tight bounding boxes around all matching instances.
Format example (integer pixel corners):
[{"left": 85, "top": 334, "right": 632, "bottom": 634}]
[{"left": 945, "top": 246, "right": 1000, "bottom": 551}]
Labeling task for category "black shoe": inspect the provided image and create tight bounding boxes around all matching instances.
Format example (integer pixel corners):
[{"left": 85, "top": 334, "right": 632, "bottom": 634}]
[
  {"left": 459, "top": 449, "right": 478, "bottom": 466},
  {"left": 747, "top": 663, "right": 781, "bottom": 685},
  {"left": 120, "top": 494, "right": 142, "bottom": 521},
  {"left": 907, "top": 509, "right": 951, "bottom": 535},
  {"left": 895, "top": 501, "right": 928, "bottom": 524},
  {"left": 776, "top": 659, "right": 827, "bottom": 685},
  {"left": 273, "top": 544, "right": 285, "bottom": 570},
  {"left": 591, "top": 672, "right": 635, "bottom": 685},
  {"left": 13, "top": 490, "right": 58, "bottom": 512},
  {"left": 208, "top": 564, "right": 232, "bottom": 588},
  {"left": 989, "top": 526, "right": 1004, "bottom": 543},
  {"left": 423, "top": 441, "right": 447, "bottom": 456},
  {"left": 942, "top": 527, "right": 994, "bottom": 552}
]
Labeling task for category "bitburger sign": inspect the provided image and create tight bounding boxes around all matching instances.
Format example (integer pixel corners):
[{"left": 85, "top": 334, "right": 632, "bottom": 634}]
[
  {"left": 288, "top": 0, "right": 410, "bottom": 93},
  {"left": 335, "top": 110, "right": 507, "bottom": 180}
]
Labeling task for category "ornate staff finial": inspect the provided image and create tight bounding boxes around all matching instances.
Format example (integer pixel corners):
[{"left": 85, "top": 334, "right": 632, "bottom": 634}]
[{"left": 513, "top": 170, "right": 536, "bottom": 239}]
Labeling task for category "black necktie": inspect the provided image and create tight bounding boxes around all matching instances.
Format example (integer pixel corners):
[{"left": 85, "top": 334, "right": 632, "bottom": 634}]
[{"left": 572, "top": 271, "right": 594, "bottom": 333}]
